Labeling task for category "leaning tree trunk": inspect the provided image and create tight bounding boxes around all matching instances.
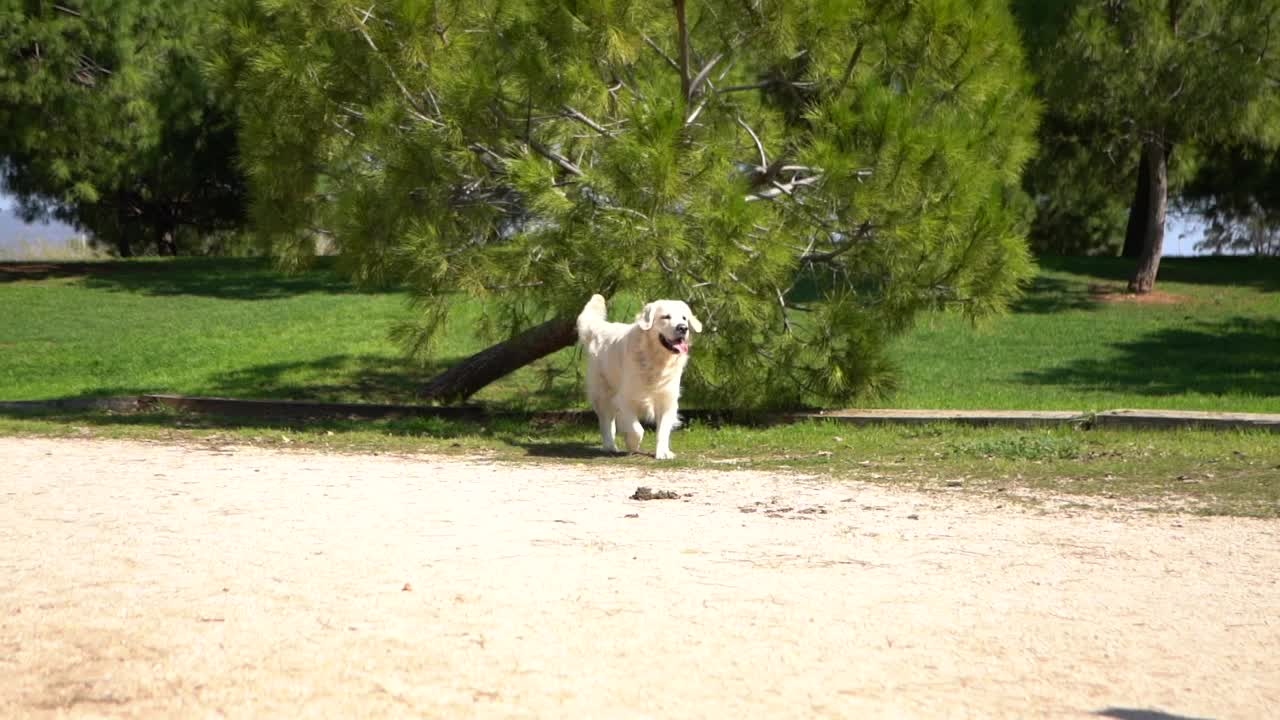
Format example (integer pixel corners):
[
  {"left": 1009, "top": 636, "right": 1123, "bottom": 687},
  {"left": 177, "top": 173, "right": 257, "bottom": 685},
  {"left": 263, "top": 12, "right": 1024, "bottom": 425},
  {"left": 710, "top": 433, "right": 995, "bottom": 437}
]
[
  {"left": 1121, "top": 146, "right": 1151, "bottom": 258},
  {"left": 1127, "top": 140, "right": 1169, "bottom": 294},
  {"left": 419, "top": 315, "right": 577, "bottom": 403}
]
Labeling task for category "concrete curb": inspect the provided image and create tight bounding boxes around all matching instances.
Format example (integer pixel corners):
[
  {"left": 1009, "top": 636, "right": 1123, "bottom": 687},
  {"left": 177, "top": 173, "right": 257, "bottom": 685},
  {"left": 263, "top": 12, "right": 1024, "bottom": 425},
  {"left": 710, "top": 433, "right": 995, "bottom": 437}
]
[
  {"left": 2, "top": 395, "right": 1278, "bottom": 432},
  {"left": 1092, "top": 409, "right": 1280, "bottom": 433}
]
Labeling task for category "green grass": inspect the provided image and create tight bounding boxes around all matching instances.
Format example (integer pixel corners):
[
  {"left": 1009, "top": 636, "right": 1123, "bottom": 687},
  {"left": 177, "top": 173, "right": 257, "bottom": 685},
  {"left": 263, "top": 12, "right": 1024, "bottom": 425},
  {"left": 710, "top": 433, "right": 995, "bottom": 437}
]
[
  {"left": 882, "top": 256, "right": 1280, "bottom": 413},
  {"left": 0, "top": 258, "right": 580, "bottom": 408},
  {"left": 2, "top": 255, "right": 1276, "bottom": 412},
  {"left": 1, "top": 410, "right": 1276, "bottom": 517}
]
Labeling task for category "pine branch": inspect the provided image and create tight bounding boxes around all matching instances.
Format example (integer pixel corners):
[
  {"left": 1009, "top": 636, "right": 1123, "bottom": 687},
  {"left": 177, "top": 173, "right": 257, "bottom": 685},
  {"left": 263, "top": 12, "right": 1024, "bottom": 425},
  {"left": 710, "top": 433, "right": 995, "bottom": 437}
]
[{"left": 347, "top": 5, "right": 442, "bottom": 128}]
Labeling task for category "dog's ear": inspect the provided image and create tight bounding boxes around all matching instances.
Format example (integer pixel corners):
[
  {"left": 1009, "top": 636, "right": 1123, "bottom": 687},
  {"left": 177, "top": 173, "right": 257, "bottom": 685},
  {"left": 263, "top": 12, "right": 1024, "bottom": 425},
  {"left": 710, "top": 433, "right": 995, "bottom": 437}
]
[
  {"left": 688, "top": 311, "right": 703, "bottom": 333},
  {"left": 636, "top": 303, "right": 655, "bottom": 330}
]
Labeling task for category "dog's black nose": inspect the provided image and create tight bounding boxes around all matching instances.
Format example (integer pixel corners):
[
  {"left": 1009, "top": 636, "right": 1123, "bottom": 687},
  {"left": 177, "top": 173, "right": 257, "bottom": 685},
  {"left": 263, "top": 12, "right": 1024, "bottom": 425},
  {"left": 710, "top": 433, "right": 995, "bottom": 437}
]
[{"left": 674, "top": 323, "right": 688, "bottom": 335}]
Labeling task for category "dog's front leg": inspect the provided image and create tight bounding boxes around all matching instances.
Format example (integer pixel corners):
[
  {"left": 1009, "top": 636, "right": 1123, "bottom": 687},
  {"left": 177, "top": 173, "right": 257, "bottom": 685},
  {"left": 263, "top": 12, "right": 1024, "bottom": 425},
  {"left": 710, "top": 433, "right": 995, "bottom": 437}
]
[{"left": 654, "top": 405, "right": 678, "bottom": 460}]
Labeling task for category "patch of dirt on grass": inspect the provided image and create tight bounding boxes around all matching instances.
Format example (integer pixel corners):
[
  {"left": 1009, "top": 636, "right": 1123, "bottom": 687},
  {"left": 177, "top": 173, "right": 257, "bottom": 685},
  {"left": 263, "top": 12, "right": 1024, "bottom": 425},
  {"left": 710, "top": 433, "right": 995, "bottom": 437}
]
[{"left": 1088, "top": 282, "right": 1193, "bottom": 305}]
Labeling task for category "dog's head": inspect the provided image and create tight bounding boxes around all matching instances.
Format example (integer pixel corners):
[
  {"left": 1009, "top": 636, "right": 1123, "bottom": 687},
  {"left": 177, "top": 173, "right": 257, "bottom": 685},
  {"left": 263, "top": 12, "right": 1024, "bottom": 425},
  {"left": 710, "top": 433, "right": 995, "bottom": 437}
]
[{"left": 637, "top": 300, "right": 702, "bottom": 355}]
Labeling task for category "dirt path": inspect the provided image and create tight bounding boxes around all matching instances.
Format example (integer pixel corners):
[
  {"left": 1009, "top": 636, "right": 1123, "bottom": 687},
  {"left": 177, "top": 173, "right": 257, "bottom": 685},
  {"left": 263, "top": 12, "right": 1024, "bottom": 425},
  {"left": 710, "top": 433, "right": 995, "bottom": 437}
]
[{"left": 2, "top": 437, "right": 1277, "bottom": 719}]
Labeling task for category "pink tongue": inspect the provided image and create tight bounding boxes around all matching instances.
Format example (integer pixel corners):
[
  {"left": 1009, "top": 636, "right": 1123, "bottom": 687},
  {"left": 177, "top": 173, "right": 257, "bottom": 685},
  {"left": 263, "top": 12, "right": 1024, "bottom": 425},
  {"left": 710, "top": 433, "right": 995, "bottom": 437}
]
[{"left": 675, "top": 339, "right": 689, "bottom": 354}]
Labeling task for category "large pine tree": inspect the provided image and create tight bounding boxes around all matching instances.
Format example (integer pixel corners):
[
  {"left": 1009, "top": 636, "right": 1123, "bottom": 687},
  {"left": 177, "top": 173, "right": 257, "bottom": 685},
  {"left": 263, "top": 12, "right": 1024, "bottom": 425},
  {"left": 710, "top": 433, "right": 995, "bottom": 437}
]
[
  {"left": 0, "top": 0, "right": 246, "bottom": 256},
  {"left": 216, "top": 0, "right": 1040, "bottom": 408}
]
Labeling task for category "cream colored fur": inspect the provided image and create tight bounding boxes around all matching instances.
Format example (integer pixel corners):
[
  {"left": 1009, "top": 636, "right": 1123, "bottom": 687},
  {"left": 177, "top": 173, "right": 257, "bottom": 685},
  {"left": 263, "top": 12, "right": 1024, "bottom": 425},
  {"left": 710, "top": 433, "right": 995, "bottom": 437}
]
[{"left": 576, "top": 294, "right": 702, "bottom": 460}]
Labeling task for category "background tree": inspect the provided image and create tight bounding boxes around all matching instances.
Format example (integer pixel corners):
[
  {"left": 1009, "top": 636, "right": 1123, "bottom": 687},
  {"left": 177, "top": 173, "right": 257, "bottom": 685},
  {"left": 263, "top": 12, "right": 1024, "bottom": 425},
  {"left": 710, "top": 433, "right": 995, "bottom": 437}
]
[
  {"left": 0, "top": 0, "right": 246, "bottom": 256},
  {"left": 215, "top": 0, "right": 1040, "bottom": 408},
  {"left": 1180, "top": 143, "right": 1280, "bottom": 256},
  {"left": 1018, "top": 0, "right": 1280, "bottom": 292}
]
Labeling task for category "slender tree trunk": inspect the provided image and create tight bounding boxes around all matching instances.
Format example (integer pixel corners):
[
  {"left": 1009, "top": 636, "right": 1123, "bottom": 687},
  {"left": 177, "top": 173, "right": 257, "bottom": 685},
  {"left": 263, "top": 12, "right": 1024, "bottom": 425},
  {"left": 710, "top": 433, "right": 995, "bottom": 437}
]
[
  {"left": 1121, "top": 147, "right": 1150, "bottom": 258},
  {"left": 1127, "top": 140, "right": 1169, "bottom": 294},
  {"left": 419, "top": 316, "right": 577, "bottom": 403}
]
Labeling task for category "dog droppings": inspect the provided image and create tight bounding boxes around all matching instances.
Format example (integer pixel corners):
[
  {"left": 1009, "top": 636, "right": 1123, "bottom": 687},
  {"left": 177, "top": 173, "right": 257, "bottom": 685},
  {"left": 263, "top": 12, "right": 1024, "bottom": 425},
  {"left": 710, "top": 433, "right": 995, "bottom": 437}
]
[{"left": 630, "top": 486, "right": 680, "bottom": 501}]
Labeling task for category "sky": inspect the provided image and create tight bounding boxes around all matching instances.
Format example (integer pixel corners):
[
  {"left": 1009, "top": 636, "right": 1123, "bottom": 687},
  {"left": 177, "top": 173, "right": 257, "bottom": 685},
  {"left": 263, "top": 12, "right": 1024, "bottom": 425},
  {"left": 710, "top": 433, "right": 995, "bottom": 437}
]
[{"left": 0, "top": 191, "right": 1211, "bottom": 257}]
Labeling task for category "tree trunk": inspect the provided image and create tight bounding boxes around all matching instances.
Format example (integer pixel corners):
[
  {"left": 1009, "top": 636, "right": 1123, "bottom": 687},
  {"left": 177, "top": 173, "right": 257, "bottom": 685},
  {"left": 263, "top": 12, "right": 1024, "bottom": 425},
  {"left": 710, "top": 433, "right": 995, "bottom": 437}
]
[
  {"left": 419, "top": 315, "right": 577, "bottom": 403},
  {"left": 1127, "top": 141, "right": 1169, "bottom": 294},
  {"left": 1121, "top": 147, "right": 1150, "bottom": 258}
]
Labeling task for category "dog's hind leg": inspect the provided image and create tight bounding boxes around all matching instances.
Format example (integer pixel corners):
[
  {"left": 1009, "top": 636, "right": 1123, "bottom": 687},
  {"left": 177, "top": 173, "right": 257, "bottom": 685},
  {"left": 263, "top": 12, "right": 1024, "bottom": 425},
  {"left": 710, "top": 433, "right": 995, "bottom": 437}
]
[
  {"left": 614, "top": 397, "right": 644, "bottom": 453},
  {"left": 593, "top": 397, "right": 619, "bottom": 452}
]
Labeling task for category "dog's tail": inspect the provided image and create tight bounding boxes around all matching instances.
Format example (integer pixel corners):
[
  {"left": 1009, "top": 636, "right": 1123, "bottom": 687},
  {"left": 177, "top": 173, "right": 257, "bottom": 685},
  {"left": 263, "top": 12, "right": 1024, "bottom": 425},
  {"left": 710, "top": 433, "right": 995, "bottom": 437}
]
[{"left": 576, "top": 294, "right": 608, "bottom": 345}]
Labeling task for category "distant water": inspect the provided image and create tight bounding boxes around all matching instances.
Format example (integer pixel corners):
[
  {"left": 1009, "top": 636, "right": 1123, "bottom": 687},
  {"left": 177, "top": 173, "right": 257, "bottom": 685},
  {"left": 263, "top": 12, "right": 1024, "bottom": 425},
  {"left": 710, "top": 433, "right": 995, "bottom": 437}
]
[{"left": 0, "top": 194, "right": 84, "bottom": 257}]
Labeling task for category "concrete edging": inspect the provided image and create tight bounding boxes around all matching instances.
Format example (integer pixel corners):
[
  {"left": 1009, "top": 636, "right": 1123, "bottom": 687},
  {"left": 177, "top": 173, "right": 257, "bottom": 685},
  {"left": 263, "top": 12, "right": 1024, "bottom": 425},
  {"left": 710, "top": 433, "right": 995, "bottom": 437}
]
[{"left": 1, "top": 395, "right": 1278, "bottom": 432}]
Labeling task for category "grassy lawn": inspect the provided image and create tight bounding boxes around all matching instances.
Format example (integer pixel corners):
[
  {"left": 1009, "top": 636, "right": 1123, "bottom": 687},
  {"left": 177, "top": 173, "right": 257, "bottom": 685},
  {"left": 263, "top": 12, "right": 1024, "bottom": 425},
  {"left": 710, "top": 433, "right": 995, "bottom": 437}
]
[
  {"left": 2, "top": 255, "right": 1278, "bottom": 516},
  {"left": 3, "top": 255, "right": 1277, "bottom": 412},
  {"left": 884, "top": 256, "right": 1280, "bottom": 413}
]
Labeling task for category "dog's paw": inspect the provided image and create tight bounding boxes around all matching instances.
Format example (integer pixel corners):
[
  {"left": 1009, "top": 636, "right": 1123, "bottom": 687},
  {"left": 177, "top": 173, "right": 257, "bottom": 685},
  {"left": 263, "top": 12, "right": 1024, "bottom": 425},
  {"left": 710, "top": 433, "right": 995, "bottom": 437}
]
[{"left": 655, "top": 449, "right": 676, "bottom": 461}]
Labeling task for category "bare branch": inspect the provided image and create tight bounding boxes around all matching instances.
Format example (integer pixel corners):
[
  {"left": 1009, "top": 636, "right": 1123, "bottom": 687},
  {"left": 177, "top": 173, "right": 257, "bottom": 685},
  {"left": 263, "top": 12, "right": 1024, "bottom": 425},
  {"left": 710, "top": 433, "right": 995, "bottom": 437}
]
[
  {"left": 641, "top": 33, "right": 681, "bottom": 72},
  {"left": 53, "top": 4, "right": 82, "bottom": 17},
  {"left": 745, "top": 175, "right": 820, "bottom": 202},
  {"left": 527, "top": 139, "right": 584, "bottom": 177},
  {"left": 718, "top": 81, "right": 771, "bottom": 94},
  {"left": 735, "top": 117, "right": 768, "bottom": 169},
  {"left": 688, "top": 52, "right": 724, "bottom": 98},
  {"left": 562, "top": 105, "right": 614, "bottom": 137},
  {"left": 800, "top": 222, "right": 874, "bottom": 263},
  {"left": 837, "top": 40, "right": 865, "bottom": 95},
  {"left": 684, "top": 97, "right": 709, "bottom": 126},
  {"left": 775, "top": 286, "right": 793, "bottom": 334}
]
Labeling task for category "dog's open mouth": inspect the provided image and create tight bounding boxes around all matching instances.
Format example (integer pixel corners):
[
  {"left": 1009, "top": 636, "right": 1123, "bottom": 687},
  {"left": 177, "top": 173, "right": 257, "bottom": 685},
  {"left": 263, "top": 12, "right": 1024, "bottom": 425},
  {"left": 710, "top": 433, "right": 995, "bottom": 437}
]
[{"left": 659, "top": 334, "right": 690, "bottom": 355}]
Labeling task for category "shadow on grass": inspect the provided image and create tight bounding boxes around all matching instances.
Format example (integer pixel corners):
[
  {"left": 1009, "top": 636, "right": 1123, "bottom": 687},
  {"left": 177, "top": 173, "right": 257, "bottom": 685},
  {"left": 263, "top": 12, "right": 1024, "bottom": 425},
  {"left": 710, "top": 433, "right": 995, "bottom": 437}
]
[
  {"left": 0, "top": 257, "right": 399, "bottom": 300},
  {"left": 1011, "top": 274, "right": 1102, "bottom": 314},
  {"left": 204, "top": 354, "right": 452, "bottom": 404},
  {"left": 0, "top": 405, "right": 605, "bottom": 458},
  {"left": 1019, "top": 316, "right": 1280, "bottom": 399}
]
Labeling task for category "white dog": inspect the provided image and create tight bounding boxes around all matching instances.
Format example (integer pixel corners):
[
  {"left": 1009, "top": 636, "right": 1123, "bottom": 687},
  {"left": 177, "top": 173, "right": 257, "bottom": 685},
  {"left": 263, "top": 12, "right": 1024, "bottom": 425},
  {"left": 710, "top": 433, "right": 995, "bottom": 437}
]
[{"left": 576, "top": 294, "right": 702, "bottom": 460}]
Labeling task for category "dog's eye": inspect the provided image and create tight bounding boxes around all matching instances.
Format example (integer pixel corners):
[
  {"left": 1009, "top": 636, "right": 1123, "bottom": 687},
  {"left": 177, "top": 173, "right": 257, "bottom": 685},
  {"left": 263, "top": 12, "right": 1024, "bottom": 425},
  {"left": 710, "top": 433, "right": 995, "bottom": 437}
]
[{"left": 661, "top": 314, "right": 671, "bottom": 320}]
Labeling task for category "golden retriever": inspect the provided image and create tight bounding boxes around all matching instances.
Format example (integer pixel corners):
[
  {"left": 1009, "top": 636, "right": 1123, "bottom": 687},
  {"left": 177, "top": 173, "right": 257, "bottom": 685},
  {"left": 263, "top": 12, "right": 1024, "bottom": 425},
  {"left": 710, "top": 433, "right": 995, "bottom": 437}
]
[{"left": 576, "top": 294, "right": 702, "bottom": 459}]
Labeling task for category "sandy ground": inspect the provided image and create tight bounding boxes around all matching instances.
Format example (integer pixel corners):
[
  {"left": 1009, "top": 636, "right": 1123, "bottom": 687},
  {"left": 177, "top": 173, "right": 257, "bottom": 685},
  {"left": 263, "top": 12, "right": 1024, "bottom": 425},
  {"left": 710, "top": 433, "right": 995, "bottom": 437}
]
[{"left": 1, "top": 437, "right": 1277, "bottom": 720}]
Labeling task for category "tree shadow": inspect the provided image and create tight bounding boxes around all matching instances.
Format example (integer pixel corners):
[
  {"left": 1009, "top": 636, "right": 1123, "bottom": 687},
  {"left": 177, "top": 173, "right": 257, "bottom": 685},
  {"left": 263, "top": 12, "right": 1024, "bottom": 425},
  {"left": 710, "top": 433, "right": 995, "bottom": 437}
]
[
  {"left": 1018, "top": 316, "right": 1280, "bottom": 399},
  {"left": 1011, "top": 274, "right": 1102, "bottom": 314},
  {"left": 203, "top": 354, "right": 452, "bottom": 404},
  {"left": 1094, "top": 708, "right": 1214, "bottom": 720},
  {"left": 0, "top": 258, "right": 398, "bottom": 300}
]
